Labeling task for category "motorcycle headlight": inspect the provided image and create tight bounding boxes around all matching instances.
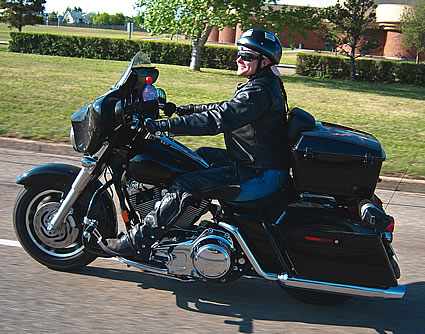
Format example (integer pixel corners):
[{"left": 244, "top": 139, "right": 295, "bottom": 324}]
[{"left": 69, "top": 127, "right": 78, "bottom": 152}]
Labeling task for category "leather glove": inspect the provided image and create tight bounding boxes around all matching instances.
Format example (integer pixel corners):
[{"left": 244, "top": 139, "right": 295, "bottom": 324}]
[
  {"left": 144, "top": 118, "right": 169, "bottom": 135},
  {"left": 176, "top": 104, "right": 196, "bottom": 116}
]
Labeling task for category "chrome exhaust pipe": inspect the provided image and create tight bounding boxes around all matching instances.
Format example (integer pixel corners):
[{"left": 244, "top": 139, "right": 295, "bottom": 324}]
[
  {"left": 219, "top": 222, "right": 406, "bottom": 299},
  {"left": 118, "top": 257, "right": 168, "bottom": 274},
  {"left": 117, "top": 257, "right": 195, "bottom": 282},
  {"left": 279, "top": 274, "right": 406, "bottom": 299}
]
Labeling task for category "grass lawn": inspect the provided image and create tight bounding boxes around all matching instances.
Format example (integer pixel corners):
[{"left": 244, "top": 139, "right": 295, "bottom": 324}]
[{"left": 0, "top": 48, "right": 424, "bottom": 179}]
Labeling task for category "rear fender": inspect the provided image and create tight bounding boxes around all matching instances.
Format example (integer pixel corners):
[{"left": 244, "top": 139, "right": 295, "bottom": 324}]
[{"left": 16, "top": 163, "right": 117, "bottom": 238}]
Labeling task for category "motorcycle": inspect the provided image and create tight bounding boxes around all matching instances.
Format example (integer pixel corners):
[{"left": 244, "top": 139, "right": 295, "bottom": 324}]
[{"left": 13, "top": 51, "right": 406, "bottom": 305}]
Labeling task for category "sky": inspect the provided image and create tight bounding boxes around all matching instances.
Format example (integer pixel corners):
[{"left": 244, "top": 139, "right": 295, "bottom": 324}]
[{"left": 44, "top": 0, "right": 337, "bottom": 17}]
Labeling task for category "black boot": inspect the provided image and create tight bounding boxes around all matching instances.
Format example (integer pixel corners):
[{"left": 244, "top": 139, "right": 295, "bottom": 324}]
[
  {"left": 105, "top": 223, "right": 154, "bottom": 261},
  {"left": 106, "top": 187, "right": 187, "bottom": 261}
]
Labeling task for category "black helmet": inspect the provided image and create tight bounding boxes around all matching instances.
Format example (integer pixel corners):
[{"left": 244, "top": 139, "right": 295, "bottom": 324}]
[{"left": 237, "top": 29, "right": 282, "bottom": 65}]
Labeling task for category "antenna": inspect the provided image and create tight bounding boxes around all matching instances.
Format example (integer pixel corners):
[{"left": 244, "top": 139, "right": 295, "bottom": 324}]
[{"left": 385, "top": 139, "right": 425, "bottom": 210}]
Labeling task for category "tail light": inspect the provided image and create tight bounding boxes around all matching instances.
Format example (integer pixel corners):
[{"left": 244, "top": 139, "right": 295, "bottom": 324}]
[{"left": 385, "top": 217, "right": 395, "bottom": 233}]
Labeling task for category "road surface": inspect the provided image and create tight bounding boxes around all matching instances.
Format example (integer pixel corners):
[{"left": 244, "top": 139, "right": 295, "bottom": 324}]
[{"left": 0, "top": 147, "right": 424, "bottom": 333}]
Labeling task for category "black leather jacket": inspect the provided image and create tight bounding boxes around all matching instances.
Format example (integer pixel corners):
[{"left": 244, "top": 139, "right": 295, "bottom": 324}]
[{"left": 168, "top": 69, "right": 289, "bottom": 170}]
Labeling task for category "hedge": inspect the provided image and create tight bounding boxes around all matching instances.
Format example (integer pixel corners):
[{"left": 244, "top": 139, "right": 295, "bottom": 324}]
[
  {"left": 9, "top": 32, "right": 238, "bottom": 70},
  {"left": 296, "top": 53, "right": 425, "bottom": 86}
]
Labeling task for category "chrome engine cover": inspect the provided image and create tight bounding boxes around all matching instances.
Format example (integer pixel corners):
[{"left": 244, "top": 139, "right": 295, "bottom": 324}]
[
  {"left": 153, "top": 228, "right": 235, "bottom": 280},
  {"left": 192, "top": 233, "right": 233, "bottom": 279}
]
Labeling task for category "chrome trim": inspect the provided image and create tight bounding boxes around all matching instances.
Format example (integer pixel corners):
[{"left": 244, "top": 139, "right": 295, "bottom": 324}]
[
  {"left": 117, "top": 257, "right": 168, "bottom": 275},
  {"left": 279, "top": 276, "right": 406, "bottom": 299},
  {"left": 218, "top": 221, "right": 406, "bottom": 299},
  {"left": 46, "top": 167, "right": 93, "bottom": 232},
  {"left": 46, "top": 142, "right": 109, "bottom": 233},
  {"left": 218, "top": 222, "right": 279, "bottom": 281}
]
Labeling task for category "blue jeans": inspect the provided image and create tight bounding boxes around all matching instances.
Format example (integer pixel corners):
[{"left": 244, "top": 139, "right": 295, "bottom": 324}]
[{"left": 173, "top": 147, "right": 287, "bottom": 202}]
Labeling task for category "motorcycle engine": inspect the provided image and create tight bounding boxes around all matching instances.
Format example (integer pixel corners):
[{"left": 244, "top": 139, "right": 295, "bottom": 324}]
[
  {"left": 192, "top": 231, "right": 234, "bottom": 279},
  {"left": 127, "top": 181, "right": 209, "bottom": 228},
  {"left": 153, "top": 228, "right": 238, "bottom": 280}
]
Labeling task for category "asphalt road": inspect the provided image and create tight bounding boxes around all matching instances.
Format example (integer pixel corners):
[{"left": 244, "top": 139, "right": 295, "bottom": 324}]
[{"left": 0, "top": 147, "right": 424, "bottom": 333}]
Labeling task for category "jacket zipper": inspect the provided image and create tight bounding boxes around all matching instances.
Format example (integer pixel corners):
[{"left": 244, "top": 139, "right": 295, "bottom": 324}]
[{"left": 233, "top": 137, "right": 255, "bottom": 162}]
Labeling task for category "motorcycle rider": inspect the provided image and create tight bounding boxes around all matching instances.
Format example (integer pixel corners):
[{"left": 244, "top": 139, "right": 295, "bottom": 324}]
[{"left": 106, "top": 29, "right": 290, "bottom": 261}]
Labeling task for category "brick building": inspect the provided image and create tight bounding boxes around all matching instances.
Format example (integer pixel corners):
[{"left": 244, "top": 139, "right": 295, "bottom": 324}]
[{"left": 208, "top": 0, "right": 422, "bottom": 62}]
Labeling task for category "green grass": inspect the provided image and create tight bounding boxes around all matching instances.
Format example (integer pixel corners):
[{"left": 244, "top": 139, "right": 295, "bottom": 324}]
[{"left": 0, "top": 49, "right": 424, "bottom": 179}]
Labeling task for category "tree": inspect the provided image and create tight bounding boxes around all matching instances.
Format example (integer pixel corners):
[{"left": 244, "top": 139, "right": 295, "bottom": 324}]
[
  {"left": 0, "top": 0, "right": 46, "bottom": 32},
  {"left": 136, "top": 0, "right": 322, "bottom": 71},
  {"left": 93, "top": 12, "right": 126, "bottom": 25},
  {"left": 325, "top": 0, "right": 381, "bottom": 81},
  {"left": 400, "top": 0, "right": 425, "bottom": 64},
  {"left": 257, "top": 5, "right": 324, "bottom": 49}
]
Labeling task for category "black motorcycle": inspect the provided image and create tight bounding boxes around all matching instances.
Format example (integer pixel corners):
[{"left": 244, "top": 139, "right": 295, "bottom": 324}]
[{"left": 13, "top": 51, "right": 405, "bottom": 305}]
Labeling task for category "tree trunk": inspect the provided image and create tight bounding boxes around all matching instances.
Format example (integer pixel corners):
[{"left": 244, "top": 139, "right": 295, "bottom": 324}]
[
  {"left": 189, "top": 24, "right": 213, "bottom": 71},
  {"left": 416, "top": 51, "right": 420, "bottom": 65},
  {"left": 350, "top": 46, "right": 356, "bottom": 81}
]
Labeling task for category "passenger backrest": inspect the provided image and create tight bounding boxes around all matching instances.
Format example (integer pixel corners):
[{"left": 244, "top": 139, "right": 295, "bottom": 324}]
[{"left": 287, "top": 107, "right": 316, "bottom": 145}]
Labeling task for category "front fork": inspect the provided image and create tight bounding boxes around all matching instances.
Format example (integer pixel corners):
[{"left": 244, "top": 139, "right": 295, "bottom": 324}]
[{"left": 46, "top": 142, "right": 109, "bottom": 234}]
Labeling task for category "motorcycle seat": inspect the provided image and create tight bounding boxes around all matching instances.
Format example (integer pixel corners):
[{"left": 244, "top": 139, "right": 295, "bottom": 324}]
[
  {"left": 224, "top": 170, "right": 289, "bottom": 209},
  {"left": 224, "top": 186, "right": 287, "bottom": 209}
]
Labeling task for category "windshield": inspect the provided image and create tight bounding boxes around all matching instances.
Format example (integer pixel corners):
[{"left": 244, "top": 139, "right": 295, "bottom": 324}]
[{"left": 114, "top": 51, "right": 152, "bottom": 88}]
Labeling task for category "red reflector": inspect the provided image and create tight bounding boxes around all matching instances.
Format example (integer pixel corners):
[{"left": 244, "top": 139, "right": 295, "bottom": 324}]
[
  {"left": 305, "top": 236, "right": 334, "bottom": 243},
  {"left": 385, "top": 218, "right": 395, "bottom": 233},
  {"left": 121, "top": 210, "right": 129, "bottom": 223}
]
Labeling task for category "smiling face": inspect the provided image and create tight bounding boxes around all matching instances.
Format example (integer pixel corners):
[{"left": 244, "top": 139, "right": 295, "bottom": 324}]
[{"left": 236, "top": 48, "right": 272, "bottom": 78}]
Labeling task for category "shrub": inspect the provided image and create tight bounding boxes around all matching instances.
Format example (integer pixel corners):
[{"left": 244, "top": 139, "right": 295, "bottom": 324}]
[
  {"left": 9, "top": 32, "right": 238, "bottom": 70},
  {"left": 375, "top": 60, "right": 395, "bottom": 83},
  {"left": 296, "top": 52, "right": 425, "bottom": 86}
]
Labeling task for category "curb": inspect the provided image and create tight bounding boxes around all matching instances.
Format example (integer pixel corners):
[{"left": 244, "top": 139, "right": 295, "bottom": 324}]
[
  {"left": 0, "top": 136, "right": 79, "bottom": 157},
  {"left": 1, "top": 136, "right": 424, "bottom": 194}
]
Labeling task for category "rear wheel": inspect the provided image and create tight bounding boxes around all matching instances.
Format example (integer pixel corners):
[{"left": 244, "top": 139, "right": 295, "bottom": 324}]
[
  {"left": 13, "top": 184, "right": 97, "bottom": 271},
  {"left": 279, "top": 284, "right": 352, "bottom": 305}
]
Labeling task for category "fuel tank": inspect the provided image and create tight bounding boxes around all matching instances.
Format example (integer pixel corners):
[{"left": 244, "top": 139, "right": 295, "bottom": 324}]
[{"left": 127, "top": 136, "right": 208, "bottom": 185}]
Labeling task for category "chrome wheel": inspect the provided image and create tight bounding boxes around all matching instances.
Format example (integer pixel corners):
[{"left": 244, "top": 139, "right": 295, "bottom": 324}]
[
  {"left": 14, "top": 184, "right": 97, "bottom": 271},
  {"left": 27, "top": 190, "right": 82, "bottom": 258}
]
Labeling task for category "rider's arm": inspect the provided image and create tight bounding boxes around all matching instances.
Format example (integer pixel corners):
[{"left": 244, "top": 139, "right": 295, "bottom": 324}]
[{"left": 168, "top": 83, "right": 271, "bottom": 136}]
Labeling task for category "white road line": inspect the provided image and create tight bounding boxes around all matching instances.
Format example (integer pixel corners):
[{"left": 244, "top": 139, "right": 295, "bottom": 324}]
[
  {"left": 0, "top": 239, "right": 21, "bottom": 248},
  {"left": 0, "top": 238, "right": 119, "bottom": 262}
]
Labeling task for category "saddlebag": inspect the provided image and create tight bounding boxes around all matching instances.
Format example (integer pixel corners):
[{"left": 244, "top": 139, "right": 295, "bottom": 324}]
[
  {"left": 273, "top": 208, "right": 398, "bottom": 288},
  {"left": 290, "top": 120, "right": 386, "bottom": 199}
]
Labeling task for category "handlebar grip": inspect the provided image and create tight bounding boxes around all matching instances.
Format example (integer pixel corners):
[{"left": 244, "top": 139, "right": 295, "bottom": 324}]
[{"left": 163, "top": 102, "right": 177, "bottom": 117}]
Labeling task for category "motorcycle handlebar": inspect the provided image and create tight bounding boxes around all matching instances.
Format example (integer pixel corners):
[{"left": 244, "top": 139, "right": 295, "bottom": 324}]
[{"left": 162, "top": 102, "right": 177, "bottom": 117}]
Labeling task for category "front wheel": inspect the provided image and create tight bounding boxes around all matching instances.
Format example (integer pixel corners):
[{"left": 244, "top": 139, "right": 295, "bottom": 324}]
[{"left": 13, "top": 184, "right": 97, "bottom": 271}]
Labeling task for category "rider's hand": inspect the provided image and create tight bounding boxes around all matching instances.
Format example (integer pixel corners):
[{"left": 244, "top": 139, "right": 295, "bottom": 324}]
[
  {"left": 176, "top": 104, "right": 196, "bottom": 116},
  {"left": 144, "top": 118, "right": 169, "bottom": 135}
]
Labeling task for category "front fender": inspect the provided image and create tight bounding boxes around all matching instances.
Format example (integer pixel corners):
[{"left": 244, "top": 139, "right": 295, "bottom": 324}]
[
  {"left": 16, "top": 163, "right": 117, "bottom": 238},
  {"left": 16, "top": 163, "right": 81, "bottom": 186}
]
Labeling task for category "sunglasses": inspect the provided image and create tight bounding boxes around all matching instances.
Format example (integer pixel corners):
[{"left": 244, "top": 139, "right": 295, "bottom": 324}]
[{"left": 237, "top": 51, "right": 260, "bottom": 62}]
